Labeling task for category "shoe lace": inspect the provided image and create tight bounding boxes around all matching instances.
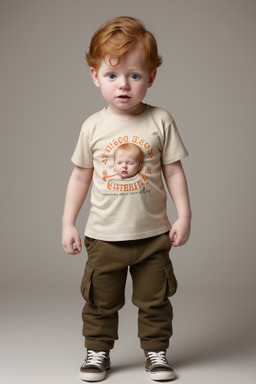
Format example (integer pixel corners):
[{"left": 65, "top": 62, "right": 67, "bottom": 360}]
[
  {"left": 85, "top": 350, "right": 107, "bottom": 368},
  {"left": 146, "top": 351, "right": 169, "bottom": 367}
]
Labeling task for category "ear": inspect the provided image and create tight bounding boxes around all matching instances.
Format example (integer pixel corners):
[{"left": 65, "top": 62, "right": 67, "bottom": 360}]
[
  {"left": 148, "top": 69, "right": 157, "bottom": 88},
  {"left": 90, "top": 67, "right": 100, "bottom": 88}
]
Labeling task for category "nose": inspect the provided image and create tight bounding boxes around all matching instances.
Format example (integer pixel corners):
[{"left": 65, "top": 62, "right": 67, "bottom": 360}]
[{"left": 119, "top": 76, "right": 130, "bottom": 90}]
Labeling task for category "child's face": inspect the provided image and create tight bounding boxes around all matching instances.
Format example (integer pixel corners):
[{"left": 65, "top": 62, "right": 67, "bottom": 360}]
[
  {"left": 90, "top": 42, "right": 156, "bottom": 117},
  {"left": 115, "top": 150, "right": 141, "bottom": 178}
]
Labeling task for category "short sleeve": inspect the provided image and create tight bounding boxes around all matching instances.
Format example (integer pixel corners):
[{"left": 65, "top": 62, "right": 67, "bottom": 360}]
[
  {"left": 71, "top": 124, "right": 94, "bottom": 168},
  {"left": 161, "top": 119, "right": 188, "bottom": 165}
]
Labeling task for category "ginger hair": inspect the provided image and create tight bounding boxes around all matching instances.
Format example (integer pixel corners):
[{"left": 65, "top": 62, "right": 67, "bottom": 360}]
[
  {"left": 85, "top": 16, "right": 162, "bottom": 73},
  {"left": 114, "top": 143, "right": 144, "bottom": 164}
]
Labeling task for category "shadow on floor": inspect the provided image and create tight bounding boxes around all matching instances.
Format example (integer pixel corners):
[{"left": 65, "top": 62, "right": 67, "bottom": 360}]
[{"left": 170, "top": 287, "right": 256, "bottom": 368}]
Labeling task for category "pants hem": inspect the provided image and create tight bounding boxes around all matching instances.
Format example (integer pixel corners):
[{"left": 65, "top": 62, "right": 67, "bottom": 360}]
[
  {"left": 140, "top": 341, "right": 170, "bottom": 351},
  {"left": 85, "top": 340, "right": 115, "bottom": 351}
]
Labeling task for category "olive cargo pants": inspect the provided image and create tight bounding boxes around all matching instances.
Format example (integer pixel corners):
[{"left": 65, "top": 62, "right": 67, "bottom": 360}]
[{"left": 80, "top": 233, "right": 177, "bottom": 351}]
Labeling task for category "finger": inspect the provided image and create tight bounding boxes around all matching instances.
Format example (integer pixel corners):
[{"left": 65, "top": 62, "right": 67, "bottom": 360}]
[
  {"left": 174, "top": 235, "right": 187, "bottom": 247},
  {"left": 171, "top": 239, "right": 179, "bottom": 247},
  {"left": 73, "top": 236, "right": 82, "bottom": 252},
  {"left": 169, "top": 227, "right": 174, "bottom": 240},
  {"left": 71, "top": 248, "right": 81, "bottom": 255},
  {"left": 63, "top": 241, "right": 79, "bottom": 255},
  {"left": 72, "top": 241, "right": 81, "bottom": 254},
  {"left": 171, "top": 232, "right": 182, "bottom": 247},
  {"left": 169, "top": 228, "right": 177, "bottom": 243},
  {"left": 62, "top": 242, "right": 72, "bottom": 254}
]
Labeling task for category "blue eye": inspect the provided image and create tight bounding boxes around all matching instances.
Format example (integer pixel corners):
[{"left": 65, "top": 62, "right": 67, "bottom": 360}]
[
  {"left": 131, "top": 74, "right": 139, "bottom": 80},
  {"left": 107, "top": 73, "right": 116, "bottom": 80}
]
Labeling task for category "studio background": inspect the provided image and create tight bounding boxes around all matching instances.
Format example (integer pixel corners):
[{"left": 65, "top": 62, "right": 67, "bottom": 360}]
[{"left": 1, "top": 1, "right": 255, "bottom": 383}]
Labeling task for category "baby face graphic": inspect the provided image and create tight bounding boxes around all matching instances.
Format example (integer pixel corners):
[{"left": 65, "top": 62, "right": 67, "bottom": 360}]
[{"left": 114, "top": 143, "right": 144, "bottom": 179}]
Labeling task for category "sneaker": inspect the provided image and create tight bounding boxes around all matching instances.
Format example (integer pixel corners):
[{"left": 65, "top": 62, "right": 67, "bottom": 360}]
[
  {"left": 145, "top": 351, "right": 175, "bottom": 381},
  {"left": 79, "top": 350, "right": 111, "bottom": 382}
]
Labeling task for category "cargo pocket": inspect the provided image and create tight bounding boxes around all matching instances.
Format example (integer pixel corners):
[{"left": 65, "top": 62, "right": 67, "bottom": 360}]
[
  {"left": 164, "top": 261, "right": 178, "bottom": 297},
  {"left": 80, "top": 263, "right": 94, "bottom": 302}
]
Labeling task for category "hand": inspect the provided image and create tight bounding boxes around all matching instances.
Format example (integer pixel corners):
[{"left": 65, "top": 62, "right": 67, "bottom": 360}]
[
  {"left": 62, "top": 224, "right": 82, "bottom": 255},
  {"left": 169, "top": 217, "right": 191, "bottom": 247}
]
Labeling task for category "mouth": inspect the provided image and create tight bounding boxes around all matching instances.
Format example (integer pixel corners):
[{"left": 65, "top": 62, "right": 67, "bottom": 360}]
[
  {"left": 117, "top": 95, "right": 131, "bottom": 101},
  {"left": 121, "top": 171, "right": 128, "bottom": 177}
]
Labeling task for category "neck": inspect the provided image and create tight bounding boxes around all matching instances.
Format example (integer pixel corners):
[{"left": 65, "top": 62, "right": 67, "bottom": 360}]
[{"left": 107, "top": 103, "right": 146, "bottom": 120}]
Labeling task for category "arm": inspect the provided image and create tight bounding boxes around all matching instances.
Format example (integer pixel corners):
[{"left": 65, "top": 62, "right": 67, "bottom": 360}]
[
  {"left": 163, "top": 161, "right": 191, "bottom": 247},
  {"left": 62, "top": 166, "right": 93, "bottom": 255}
]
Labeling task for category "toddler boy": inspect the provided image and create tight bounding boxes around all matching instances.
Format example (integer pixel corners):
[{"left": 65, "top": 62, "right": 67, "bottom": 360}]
[{"left": 62, "top": 16, "right": 191, "bottom": 382}]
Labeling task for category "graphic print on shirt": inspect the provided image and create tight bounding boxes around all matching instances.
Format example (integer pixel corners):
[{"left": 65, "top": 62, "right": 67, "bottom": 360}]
[{"left": 101, "top": 134, "right": 153, "bottom": 196}]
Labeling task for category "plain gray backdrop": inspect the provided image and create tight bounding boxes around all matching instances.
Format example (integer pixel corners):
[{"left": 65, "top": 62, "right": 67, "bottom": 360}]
[{"left": 1, "top": 1, "right": 256, "bottom": 383}]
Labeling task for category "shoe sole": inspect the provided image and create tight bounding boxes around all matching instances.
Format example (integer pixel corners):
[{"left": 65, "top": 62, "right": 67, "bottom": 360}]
[
  {"left": 79, "top": 368, "right": 110, "bottom": 382},
  {"left": 147, "top": 370, "right": 176, "bottom": 381}
]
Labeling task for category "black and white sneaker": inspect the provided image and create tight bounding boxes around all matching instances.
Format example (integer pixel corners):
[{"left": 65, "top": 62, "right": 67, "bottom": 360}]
[
  {"left": 145, "top": 351, "right": 175, "bottom": 381},
  {"left": 79, "top": 350, "right": 111, "bottom": 382}
]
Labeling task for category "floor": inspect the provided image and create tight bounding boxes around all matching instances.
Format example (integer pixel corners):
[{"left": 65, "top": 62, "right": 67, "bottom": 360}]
[{"left": 1, "top": 282, "right": 255, "bottom": 384}]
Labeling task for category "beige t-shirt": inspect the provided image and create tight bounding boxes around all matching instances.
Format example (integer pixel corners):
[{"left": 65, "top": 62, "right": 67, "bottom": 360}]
[{"left": 71, "top": 104, "right": 188, "bottom": 241}]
